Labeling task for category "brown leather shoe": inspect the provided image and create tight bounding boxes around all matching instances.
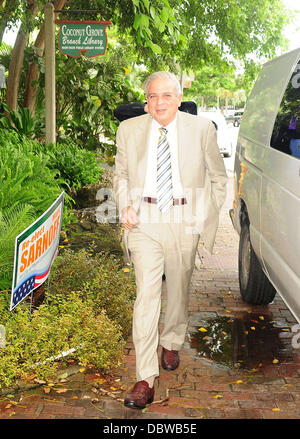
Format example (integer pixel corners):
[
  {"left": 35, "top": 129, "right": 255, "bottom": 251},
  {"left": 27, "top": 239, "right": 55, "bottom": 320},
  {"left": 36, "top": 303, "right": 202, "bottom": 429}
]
[
  {"left": 161, "top": 347, "right": 180, "bottom": 370},
  {"left": 124, "top": 380, "right": 154, "bottom": 409}
]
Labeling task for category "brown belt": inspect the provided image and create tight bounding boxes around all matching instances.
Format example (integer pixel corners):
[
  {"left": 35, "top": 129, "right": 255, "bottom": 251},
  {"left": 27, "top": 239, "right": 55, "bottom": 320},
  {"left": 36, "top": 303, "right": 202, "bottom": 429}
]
[{"left": 143, "top": 197, "right": 187, "bottom": 205}]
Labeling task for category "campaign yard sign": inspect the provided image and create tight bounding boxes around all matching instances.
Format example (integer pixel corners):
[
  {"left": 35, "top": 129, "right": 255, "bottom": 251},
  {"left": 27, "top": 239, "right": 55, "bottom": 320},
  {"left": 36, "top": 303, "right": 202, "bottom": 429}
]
[
  {"left": 55, "top": 20, "right": 111, "bottom": 58},
  {"left": 10, "top": 192, "right": 64, "bottom": 311}
]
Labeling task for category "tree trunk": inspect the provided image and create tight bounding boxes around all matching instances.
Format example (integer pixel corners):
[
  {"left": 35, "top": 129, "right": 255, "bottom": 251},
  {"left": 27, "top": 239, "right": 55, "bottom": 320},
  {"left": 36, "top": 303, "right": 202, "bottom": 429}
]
[
  {"left": 23, "top": 0, "right": 67, "bottom": 114},
  {"left": 5, "top": 29, "right": 29, "bottom": 110},
  {"left": 23, "top": 25, "right": 45, "bottom": 113},
  {"left": 5, "top": 0, "right": 39, "bottom": 110}
]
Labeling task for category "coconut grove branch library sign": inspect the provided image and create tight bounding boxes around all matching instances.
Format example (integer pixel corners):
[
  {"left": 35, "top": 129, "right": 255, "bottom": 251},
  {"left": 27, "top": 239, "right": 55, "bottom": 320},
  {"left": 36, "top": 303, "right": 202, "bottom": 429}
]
[{"left": 55, "top": 20, "right": 111, "bottom": 58}]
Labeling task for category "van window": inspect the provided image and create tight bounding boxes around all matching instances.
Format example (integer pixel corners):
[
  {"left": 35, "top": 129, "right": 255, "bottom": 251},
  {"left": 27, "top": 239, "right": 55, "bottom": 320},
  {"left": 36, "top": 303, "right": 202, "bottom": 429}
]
[{"left": 271, "top": 61, "right": 300, "bottom": 158}]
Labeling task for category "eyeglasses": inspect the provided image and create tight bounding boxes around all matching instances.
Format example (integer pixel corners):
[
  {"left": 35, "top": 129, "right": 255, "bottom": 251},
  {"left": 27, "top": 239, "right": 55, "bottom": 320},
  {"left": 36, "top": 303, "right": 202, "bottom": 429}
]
[{"left": 146, "top": 92, "right": 178, "bottom": 102}]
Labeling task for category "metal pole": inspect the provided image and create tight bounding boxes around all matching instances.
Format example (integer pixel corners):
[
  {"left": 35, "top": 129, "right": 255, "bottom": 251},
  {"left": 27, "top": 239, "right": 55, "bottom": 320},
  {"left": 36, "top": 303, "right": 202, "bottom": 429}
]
[{"left": 45, "top": 2, "right": 56, "bottom": 144}]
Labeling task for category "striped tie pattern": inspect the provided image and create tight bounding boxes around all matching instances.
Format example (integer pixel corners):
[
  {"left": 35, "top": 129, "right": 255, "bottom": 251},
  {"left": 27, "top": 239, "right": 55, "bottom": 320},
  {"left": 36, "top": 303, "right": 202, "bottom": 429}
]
[{"left": 157, "top": 127, "right": 173, "bottom": 213}]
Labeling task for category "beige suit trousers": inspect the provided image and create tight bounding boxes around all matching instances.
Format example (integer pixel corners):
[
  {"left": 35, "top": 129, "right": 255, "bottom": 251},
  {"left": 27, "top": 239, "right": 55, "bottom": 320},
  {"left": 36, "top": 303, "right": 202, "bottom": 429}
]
[{"left": 127, "top": 201, "right": 200, "bottom": 382}]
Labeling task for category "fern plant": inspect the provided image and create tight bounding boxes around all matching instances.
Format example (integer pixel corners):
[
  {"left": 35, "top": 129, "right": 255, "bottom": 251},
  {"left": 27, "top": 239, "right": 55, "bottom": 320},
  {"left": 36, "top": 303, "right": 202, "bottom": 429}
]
[
  {"left": 0, "top": 135, "right": 63, "bottom": 215},
  {"left": 0, "top": 204, "right": 35, "bottom": 290}
]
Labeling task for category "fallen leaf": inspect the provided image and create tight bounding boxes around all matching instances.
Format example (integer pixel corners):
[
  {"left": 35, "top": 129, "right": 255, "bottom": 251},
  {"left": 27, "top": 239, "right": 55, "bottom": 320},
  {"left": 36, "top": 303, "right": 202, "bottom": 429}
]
[
  {"left": 34, "top": 379, "right": 47, "bottom": 384},
  {"left": 79, "top": 368, "right": 86, "bottom": 373},
  {"left": 213, "top": 394, "right": 223, "bottom": 399},
  {"left": 250, "top": 326, "right": 255, "bottom": 330},
  {"left": 273, "top": 359, "right": 279, "bottom": 364},
  {"left": 5, "top": 404, "right": 12, "bottom": 409},
  {"left": 123, "top": 268, "right": 130, "bottom": 272},
  {"left": 199, "top": 327, "right": 207, "bottom": 332},
  {"left": 236, "top": 380, "right": 243, "bottom": 384},
  {"left": 259, "top": 316, "right": 264, "bottom": 320},
  {"left": 43, "top": 387, "right": 51, "bottom": 394},
  {"left": 56, "top": 388, "right": 68, "bottom": 393},
  {"left": 272, "top": 408, "right": 280, "bottom": 412}
]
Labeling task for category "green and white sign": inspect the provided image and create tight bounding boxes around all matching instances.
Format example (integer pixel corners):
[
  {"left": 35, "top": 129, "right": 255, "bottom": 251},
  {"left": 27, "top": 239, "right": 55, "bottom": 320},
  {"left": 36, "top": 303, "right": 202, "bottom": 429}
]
[{"left": 55, "top": 20, "right": 111, "bottom": 58}]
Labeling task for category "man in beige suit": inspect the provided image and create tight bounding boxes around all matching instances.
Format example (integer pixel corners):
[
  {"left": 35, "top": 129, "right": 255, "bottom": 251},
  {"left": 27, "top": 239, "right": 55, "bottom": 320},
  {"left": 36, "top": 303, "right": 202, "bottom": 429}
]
[{"left": 113, "top": 71, "right": 227, "bottom": 409}]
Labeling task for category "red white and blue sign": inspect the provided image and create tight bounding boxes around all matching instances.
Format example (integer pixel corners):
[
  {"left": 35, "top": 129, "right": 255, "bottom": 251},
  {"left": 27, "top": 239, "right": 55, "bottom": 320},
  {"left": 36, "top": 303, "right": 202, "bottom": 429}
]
[{"left": 10, "top": 192, "right": 64, "bottom": 311}]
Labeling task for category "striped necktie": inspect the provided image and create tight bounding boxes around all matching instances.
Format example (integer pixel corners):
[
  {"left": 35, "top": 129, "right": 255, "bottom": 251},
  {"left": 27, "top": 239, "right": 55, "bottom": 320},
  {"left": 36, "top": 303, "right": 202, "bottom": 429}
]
[{"left": 157, "top": 127, "right": 173, "bottom": 213}]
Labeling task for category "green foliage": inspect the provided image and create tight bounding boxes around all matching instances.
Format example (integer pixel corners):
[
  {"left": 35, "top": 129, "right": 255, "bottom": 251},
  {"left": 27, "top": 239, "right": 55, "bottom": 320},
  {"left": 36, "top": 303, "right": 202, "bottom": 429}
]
[
  {"left": 0, "top": 249, "right": 136, "bottom": 389},
  {"left": 36, "top": 139, "right": 102, "bottom": 190},
  {"left": 0, "top": 130, "right": 63, "bottom": 215},
  {"left": 0, "top": 204, "right": 35, "bottom": 290},
  {"left": 0, "top": 130, "right": 62, "bottom": 215},
  {"left": 0, "top": 103, "right": 42, "bottom": 138},
  {"left": 0, "top": 293, "right": 125, "bottom": 386},
  {"left": 54, "top": 49, "right": 144, "bottom": 155},
  {"left": 46, "top": 248, "right": 136, "bottom": 336}
]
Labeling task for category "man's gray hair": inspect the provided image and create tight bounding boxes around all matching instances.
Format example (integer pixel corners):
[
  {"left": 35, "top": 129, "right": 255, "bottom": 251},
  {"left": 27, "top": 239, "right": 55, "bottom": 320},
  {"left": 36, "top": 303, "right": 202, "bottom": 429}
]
[{"left": 144, "top": 71, "right": 182, "bottom": 95}]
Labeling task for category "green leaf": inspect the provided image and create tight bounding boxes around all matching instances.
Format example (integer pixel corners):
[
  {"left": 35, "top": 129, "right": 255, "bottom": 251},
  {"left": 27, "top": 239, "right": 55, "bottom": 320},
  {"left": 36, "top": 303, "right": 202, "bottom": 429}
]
[
  {"left": 140, "top": 13, "right": 149, "bottom": 29},
  {"left": 150, "top": 5, "right": 155, "bottom": 19},
  {"left": 149, "top": 42, "right": 162, "bottom": 54},
  {"left": 133, "top": 13, "right": 141, "bottom": 30},
  {"left": 160, "top": 7, "right": 170, "bottom": 23},
  {"left": 141, "top": 0, "right": 150, "bottom": 12},
  {"left": 158, "top": 19, "right": 165, "bottom": 33}
]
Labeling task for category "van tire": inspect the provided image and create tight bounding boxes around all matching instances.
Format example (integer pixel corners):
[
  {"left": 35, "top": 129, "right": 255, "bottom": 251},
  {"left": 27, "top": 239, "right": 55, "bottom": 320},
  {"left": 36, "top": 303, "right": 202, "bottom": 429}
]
[{"left": 238, "top": 221, "right": 276, "bottom": 305}]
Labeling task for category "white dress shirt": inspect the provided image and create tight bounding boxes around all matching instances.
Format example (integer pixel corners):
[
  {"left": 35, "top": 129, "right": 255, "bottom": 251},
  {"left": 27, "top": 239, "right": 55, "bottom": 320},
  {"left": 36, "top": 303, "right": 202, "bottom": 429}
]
[{"left": 142, "top": 114, "right": 184, "bottom": 198}]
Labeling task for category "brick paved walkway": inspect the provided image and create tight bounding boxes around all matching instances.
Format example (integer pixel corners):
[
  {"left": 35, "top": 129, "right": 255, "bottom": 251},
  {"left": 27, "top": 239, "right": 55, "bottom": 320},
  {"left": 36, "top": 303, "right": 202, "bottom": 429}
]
[{"left": 1, "top": 177, "right": 300, "bottom": 421}]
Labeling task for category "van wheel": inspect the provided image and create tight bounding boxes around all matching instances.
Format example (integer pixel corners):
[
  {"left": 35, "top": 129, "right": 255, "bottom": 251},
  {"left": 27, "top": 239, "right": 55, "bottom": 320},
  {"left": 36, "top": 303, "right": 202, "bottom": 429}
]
[{"left": 238, "top": 221, "right": 276, "bottom": 305}]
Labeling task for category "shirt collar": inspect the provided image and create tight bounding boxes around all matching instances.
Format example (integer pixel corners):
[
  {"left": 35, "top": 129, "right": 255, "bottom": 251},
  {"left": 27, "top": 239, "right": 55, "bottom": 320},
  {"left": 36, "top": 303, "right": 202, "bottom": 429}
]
[{"left": 152, "top": 113, "right": 178, "bottom": 132}]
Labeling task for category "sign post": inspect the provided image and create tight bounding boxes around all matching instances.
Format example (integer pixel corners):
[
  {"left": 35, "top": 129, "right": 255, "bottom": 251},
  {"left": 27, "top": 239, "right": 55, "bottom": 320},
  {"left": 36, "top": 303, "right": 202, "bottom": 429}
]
[
  {"left": 10, "top": 192, "right": 64, "bottom": 311},
  {"left": 45, "top": 2, "right": 56, "bottom": 144}
]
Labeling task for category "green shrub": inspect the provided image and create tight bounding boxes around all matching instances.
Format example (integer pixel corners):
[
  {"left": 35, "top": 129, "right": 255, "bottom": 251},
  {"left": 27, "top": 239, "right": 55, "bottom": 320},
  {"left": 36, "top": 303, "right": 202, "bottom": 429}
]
[
  {"left": 0, "top": 204, "right": 36, "bottom": 290},
  {"left": 46, "top": 248, "right": 136, "bottom": 335},
  {"left": 0, "top": 130, "right": 65, "bottom": 215},
  {"left": 0, "top": 103, "right": 43, "bottom": 138},
  {"left": 38, "top": 139, "right": 102, "bottom": 190},
  {"left": 0, "top": 249, "right": 136, "bottom": 389},
  {"left": 0, "top": 293, "right": 125, "bottom": 387}
]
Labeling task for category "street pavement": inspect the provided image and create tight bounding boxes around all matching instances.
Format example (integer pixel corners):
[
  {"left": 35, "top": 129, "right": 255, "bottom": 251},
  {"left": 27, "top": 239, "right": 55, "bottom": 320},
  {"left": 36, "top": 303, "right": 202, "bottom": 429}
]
[{"left": 1, "top": 172, "right": 300, "bottom": 423}]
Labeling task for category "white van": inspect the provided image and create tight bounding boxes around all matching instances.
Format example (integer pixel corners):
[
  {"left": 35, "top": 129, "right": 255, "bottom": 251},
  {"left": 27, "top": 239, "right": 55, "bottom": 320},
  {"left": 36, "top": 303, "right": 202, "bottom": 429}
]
[{"left": 230, "top": 47, "right": 300, "bottom": 323}]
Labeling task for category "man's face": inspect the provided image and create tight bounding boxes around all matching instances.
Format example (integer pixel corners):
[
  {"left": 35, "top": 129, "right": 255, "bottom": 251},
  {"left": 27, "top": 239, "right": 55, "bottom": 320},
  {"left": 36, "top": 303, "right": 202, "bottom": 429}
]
[{"left": 146, "top": 77, "right": 182, "bottom": 127}]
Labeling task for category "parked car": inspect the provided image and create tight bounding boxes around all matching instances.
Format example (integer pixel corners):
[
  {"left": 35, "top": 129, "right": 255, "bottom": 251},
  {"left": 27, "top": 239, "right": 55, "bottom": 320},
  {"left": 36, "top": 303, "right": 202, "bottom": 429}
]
[
  {"left": 230, "top": 47, "right": 300, "bottom": 323},
  {"left": 198, "top": 110, "right": 233, "bottom": 157},
  {"left": 233, "top": 110, "right": 244, "bottom": 127},
  {"left": 225, "top": 110, "right": 244, "bottom": 126}
]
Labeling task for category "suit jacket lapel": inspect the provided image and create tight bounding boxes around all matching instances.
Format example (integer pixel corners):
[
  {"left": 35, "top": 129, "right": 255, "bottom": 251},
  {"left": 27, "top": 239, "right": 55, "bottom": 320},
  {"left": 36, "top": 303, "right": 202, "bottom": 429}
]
[
  {"left": 177, "top": 111, "right": 193, "bottom": 184},
  {"left": 135, "top": 114, "right": 152, "bottom": 190}
]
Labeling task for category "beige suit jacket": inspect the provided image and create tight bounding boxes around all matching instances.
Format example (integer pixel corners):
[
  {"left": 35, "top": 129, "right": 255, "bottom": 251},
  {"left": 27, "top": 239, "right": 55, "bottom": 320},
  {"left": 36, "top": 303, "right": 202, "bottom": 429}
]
[{"left": 113, "top": 111, "right": 227, "bottom": 254}]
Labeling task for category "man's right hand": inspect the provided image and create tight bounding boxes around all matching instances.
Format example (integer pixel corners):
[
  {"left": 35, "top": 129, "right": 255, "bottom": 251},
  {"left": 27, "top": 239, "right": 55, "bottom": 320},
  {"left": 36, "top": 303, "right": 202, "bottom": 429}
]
[{"left": 121, "top": 206, "right": 139, "bottom": 230}]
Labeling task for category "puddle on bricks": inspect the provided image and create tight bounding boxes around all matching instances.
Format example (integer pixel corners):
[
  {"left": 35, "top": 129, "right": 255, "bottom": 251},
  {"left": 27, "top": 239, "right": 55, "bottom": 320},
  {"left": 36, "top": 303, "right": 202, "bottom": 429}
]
[{"left": 188, "top": 312, "right": 296, "bottom": 371}]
